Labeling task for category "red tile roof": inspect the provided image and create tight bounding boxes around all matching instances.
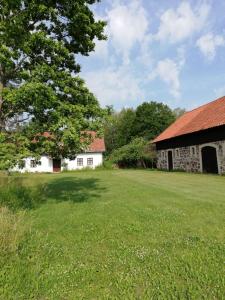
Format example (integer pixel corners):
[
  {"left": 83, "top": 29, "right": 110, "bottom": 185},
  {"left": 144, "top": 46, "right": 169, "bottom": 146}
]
[
  {"left": 153, "top": 96, "right": 225, "bottom": 143},
  {"left": 84, "top": 131, "right": 106, "bottom": 153},
  {"left": 35, "top": 131, "right": 105, "bottom": 152}
]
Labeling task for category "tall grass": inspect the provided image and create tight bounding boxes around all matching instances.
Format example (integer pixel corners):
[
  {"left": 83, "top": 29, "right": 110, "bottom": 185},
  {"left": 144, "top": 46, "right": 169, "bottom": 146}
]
[
  {"left": 0, "top": 207, "right": 28, "bottom": 255},
  {"left": 0, "top": 176, "right": 35, "bottom": 258},
  {"left": 0, "top": 176, "right": 45, "bottom": 211}
]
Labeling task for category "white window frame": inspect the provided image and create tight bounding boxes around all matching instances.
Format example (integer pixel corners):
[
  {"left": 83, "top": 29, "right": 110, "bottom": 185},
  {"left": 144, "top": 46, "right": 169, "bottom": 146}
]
[
  {"left": 87, "top": 157, "right": 93, "bottom": 166},
  {"left": 77, "top": 158, "right": 83, "bottom": 166},
  {"left": 30, "top": 160, "right": 41, "bottom": 168}
]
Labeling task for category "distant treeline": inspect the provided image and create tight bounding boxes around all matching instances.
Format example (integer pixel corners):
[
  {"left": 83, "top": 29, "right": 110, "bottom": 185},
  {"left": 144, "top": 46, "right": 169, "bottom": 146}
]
[{"left": 104, "top": 102, "right": 185, "bottom": 168}]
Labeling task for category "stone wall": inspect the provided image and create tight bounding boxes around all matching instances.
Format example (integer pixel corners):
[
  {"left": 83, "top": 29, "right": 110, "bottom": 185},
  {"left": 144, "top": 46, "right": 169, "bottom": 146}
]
[{"left": 157, "top": 140, "right": 225, "bottom": 174}]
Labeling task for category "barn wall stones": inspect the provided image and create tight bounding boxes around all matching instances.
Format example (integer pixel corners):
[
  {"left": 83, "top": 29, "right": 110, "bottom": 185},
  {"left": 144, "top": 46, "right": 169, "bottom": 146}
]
[{"left": 157, "top": 140, "right": 225, "bottom": 174}]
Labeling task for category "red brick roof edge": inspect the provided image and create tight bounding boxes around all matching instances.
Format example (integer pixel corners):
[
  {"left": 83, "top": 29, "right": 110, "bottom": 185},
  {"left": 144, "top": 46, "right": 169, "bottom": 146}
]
[{"left": 153, "top": 96, "right": 225, "bottom": 143}]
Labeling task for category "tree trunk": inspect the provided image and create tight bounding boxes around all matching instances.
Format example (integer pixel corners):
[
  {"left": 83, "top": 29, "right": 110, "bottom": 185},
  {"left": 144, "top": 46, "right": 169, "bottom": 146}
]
[
  {"left": 0, "top": 64, "right": 4, "bottom": 131},
  {"left": 141, "top": 159, "right": 147, "bottom": 169}
]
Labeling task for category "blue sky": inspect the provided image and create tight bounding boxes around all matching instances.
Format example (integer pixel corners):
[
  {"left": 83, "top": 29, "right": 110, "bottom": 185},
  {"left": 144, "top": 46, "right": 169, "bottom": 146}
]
[{"left": 78, "top": 0, "right": 225, "bottom": 111}]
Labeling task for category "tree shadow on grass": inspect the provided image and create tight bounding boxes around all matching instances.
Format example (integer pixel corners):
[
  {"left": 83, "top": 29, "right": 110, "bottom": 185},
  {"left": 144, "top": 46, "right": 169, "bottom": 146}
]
[
  {"left": 0, "top": 175, "right": 106, "bottom": 211},
  {"left": 43, "top": 176, "right": 105, "bottom": 203}
]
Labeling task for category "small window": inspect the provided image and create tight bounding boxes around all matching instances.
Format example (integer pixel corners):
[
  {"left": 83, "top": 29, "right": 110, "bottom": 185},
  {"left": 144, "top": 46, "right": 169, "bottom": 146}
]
[
  {"left": 87, "top": 158, "right": 93, "bottom": 166},
  {"left": 191, "top": 146, "right": 196, "bottom": 156},
  {"left": 162, "top": 151, "right": 165, "bottom": 159},
  {"left": 77, "top": 158, "right": 83, "bottom": 166},
  {"left": 176, "top": 149, "right": 180, "bottom": 158},
  {"left": 30, "top": 160, "right": 41, "bottom": 168},
  {"left": 30, "top": 160, "right": 36, "bottom": 168},
  {"left": 18, "top": 160, "right": 26, "bottom": 169}
]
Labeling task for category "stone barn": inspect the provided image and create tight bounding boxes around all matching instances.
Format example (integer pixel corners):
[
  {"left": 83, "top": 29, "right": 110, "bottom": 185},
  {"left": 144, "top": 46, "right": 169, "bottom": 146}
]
[{"left": 153, "top": 96, "right": 225, "bottom": 175}]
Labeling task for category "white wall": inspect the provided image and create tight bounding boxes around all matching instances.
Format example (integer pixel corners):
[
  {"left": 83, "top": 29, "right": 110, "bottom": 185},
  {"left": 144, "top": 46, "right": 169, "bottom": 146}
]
[
  {"left": 13, "top": 153, "right": 103, "bottom": 173},
  {"left": 63, "top": 153, "right": 103, "bottom": 171},
  {"left": 13, "top": 156, "right": 53, "bottom": 173}
]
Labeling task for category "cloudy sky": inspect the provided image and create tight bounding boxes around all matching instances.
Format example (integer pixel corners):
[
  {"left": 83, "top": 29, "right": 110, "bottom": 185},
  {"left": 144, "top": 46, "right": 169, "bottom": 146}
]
[{"left": 78, "top": 0, "right": 225, "bottom": 111}]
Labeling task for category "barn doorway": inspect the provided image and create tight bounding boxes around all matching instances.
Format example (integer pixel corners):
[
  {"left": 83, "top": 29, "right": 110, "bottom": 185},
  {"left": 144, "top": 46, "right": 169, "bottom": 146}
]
[
  {"left": 168, "top": 151, "right": 173, "bottom": 171},
  {"left": 53, "top": 159, "right": 61, "bottom": 173},
  {"left": 201, "top": 146, "right": 218, "bottom": 174}
]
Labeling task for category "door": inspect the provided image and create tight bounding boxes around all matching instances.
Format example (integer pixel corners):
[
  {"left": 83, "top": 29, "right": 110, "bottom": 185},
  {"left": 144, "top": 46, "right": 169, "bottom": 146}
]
[
  {"left": 53, "top": 159, "right": 61, "bottom": 173},
  {"left": 201, "top": 146, "right": 218, "bottom": 174},
  {"left": 168, "top": 151, "right": 173, "bottom": 171}
]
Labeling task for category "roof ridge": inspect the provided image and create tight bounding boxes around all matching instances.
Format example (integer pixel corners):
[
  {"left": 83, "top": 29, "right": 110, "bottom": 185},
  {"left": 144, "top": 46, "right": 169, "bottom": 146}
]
[
  {"left": 185, "top": 95, "right": 225, "bottom": 114},
  {"left": 153, "top": 95, "right": 225, "bottom": 143}
]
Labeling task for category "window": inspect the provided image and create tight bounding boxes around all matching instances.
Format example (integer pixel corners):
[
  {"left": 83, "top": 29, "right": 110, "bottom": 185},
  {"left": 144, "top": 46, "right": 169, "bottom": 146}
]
[
  {"left": 175, "top": 149, "right": 180, "bottom": 158},
  {"left": 191, "top": 146, "right": 196, "bottom": 156},
  {"left": 87, "top": 157, "right": 93, "bottom": 166},
  {"left": 77, "top": 158, "right": 83, "bottom": 166},
  {"left": 18, "top": 160, "right": 26, "bottom": 169},
  {"left": 162, "top": 151, "right": 165, "bottom": 159},
  {"left": 30, "top": 160, "right": 41, "bottom": 168}
]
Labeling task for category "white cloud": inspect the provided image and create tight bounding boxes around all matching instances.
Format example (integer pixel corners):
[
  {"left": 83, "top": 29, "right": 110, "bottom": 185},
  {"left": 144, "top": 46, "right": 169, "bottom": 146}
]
[
  {"left": 149, "top": 58, "right": 182, "bottom": 98},
  {"left": 91, "top": 40, "right": 109, "bottom": 60},
  {"left": 156, "top": 1, "right": 211, "bottom": 43},
  {"left": 84, "top": 64, "right": 145, "bottom": 107},
  {"left": 107, "top": 0, "right": 149, "bottom": 63},
  {"left": 81, "top": 1, "right": 152, "bottom": 108},
  {"left": 196, "top": 33, "right": 225, "bottom": 60}
]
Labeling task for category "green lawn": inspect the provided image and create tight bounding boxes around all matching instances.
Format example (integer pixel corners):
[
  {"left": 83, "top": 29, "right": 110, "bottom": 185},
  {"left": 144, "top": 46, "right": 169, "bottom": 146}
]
[{"left": 1, "top": 170, "right": 225, "bottom": 299}]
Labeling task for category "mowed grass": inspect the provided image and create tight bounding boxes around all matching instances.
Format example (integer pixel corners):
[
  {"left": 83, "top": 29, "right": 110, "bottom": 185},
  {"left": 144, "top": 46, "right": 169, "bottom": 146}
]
[{"left": 0, "top": 170, "right": 225, "bottom": 299}]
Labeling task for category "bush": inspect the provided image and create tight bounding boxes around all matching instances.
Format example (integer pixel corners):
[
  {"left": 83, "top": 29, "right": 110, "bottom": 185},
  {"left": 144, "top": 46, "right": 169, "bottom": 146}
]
[
  {"left": 0, "top": 207, "right": 28, "bottom": 255},
  {"left": 96, "top": 159, "right": 116, "bottom": 170},
  {"left": 110, "top": 138, "right": 157, "bottom": 168}
]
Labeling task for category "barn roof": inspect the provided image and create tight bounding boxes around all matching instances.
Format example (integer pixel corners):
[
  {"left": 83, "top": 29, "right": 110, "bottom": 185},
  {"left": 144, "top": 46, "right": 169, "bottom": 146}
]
[{"left": 153, "top": 96, "right": 225, "bottom": 143}]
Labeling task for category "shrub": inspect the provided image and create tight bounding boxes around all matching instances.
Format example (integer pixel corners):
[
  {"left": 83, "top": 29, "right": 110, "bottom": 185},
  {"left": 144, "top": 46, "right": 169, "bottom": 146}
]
[
  {"left": 110, "top": 138, "right": 157, "bottom": 168},
  {"left": 96, "top": 159, "right": 116, "bottom": 170}
]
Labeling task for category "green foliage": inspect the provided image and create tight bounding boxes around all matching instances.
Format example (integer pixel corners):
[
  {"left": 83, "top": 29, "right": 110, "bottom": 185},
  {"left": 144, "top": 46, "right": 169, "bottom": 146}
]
[
  {"left": 111, "top": 137, "right": 156, "bottom": 168},
  {"left": 0, "top": 207, "right": 28, "bottom": 255},
  {"left": 96, "top": 159, "right": 116, "bottom": 170},
  {"left": 0, "top": 0, "right": 106, "bottom": 169},
  {"left": 0, "top": 133, "right": 30, "bottom": 170},
  {"left": 0, "top": 177, "right": 44, "bottom": 211},
  {"left": 132, "top": 101, "right": 176, "bottom": 140},
  {"left": 0, "top": 170, "right": 225, "bottom": 298},
  {"left": 104, "top": 102, "right": 175, "bottom": 156},
  {"left": 104, "top": 108, "right": 136, "bottom": 154},
  {"left": 173, "top": 107, "right": 186, "bottom": 119}
]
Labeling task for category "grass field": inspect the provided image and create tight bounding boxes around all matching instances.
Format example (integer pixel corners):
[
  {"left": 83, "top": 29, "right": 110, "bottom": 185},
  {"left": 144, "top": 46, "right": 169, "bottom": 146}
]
[{"left": 0, "top": 170, "right": 225, "bottom": 299}]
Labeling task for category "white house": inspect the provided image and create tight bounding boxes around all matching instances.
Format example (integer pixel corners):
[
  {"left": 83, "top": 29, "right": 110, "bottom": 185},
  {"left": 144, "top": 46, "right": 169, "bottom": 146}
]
[{"left": 13, "top": 131, "right": 105, "bottom": 173}]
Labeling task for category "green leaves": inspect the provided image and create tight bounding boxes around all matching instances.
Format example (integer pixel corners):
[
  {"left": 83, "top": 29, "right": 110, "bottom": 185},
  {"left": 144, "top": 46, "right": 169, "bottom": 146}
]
[
  {"left": 0, "top": 132, "right": 30, "bottom": 170},
  {"left": 104, "top": 102, "right": 175, "bottom": 156},
  {"left": 132, "top": 102, "right": 176, "bottom": 141},
  {"left": 0, "top": 0, "right": 106, "bottom": 169},
  {"left": 111, "top": 138, "right": 157, "bottom": 168}
]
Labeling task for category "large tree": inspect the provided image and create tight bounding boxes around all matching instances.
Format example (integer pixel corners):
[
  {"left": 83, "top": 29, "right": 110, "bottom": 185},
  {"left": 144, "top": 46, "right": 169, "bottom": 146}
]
[
  {"left": 104, "top": 108, "right": 136, "bottom": 154},
  {"left": 0, "top": 0, "right": 106, "bottom": 170},
  {"left": 132, "top": 102, "right": 175, "bottom": 140}
]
